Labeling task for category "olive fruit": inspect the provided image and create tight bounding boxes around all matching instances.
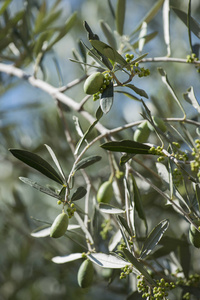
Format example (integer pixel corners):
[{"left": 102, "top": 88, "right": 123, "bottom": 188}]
[
  {"left": 84, "top": 72, "right": 104, "bottom": 95},
  {"left": 133, "top": 120, "right": 151, "bottom": 143},
  {"left": 50, "top": 212, "right": 69, "bottom": 238},
  {"left": 77, "top": 259, "right": 94, "bottom": 288},
  {"left": 97, "top": 180, "right": 113, "bottom": 203},
  {"left": 148, "top": 116, "right": 167, "bottom": 133},
  {"left": 189, "top": 219, "right": 200, "bottom": 248}
]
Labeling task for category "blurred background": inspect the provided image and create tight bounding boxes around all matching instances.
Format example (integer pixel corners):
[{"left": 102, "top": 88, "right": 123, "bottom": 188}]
[{"left": 0, "top": 0, "right": 200, "bottom": 299}]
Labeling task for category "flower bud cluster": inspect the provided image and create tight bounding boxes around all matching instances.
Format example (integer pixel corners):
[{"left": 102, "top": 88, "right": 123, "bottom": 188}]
[
  {"left": 137, "top": 275, "right": 176, "bottom": 300},
  {"left": 120, "top": 265, "right": 133, "bottom": 279},
  {"left": 190, "top": 139, "right": 200, "bottom": 180},
  {"left": 100, "top": 219, "right": 113, "bottom": 240},
  {"left": 186, "top": 53, "right": 198, "bottom": 63},
  {"left": 67, "top": 202, "right": 76, "bottom": 218},
  {"left": 173, "top": 168, "right": 183, "bottom": 186}
]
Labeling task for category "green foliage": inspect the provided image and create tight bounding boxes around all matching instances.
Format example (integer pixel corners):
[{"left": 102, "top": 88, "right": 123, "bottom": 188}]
[{"left": 1, "top": 0, "right": 200, "bottom": 299}]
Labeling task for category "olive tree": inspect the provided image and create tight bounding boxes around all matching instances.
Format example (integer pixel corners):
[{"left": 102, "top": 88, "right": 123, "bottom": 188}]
[{"left": 1, "top": 0, "right": 200, "bottom": 299}]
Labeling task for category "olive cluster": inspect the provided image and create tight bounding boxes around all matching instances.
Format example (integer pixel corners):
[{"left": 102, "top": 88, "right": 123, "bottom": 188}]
[
  {"left": 93, "top": 73, "right": 112, "bottom": 101},
  {"left": 137, "top": 275, "right": 176, "bottom": 299},
  {"left": 100, "top": 219, "right": 113, "bottom": 240},
  {"left": 67, "top": 202, "right": 76, "bottom": 218}
]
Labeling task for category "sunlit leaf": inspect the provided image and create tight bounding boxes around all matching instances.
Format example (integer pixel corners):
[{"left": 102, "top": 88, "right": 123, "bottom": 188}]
[
  {"left": 163, "top": 0, "right": 171, "bottom": 56},
  {"left": 52, "top": 253, "right": 83, "bottom": 264},
  {"left": 87, "top": 253, "right": 130, "bottom": 268},
  {"left": 9, "top": 149, "right": 64, "bottom": 184},
  {"left": 100, "top": 140, "right": 151, "bottom": 155},
  {"left": 140, "top": 219, "right": 169, "bottom": 259},
  {"left": 99, "top": 203, "right": 124, "bottom": 214},
  {"left": 138, "top": 22, "right": 147, "bottom": 52},
  {"left": 45, "top": 144, "right": 66, "bottom": 182},
  {"left": 183, "top": 86, "right": 200, "bottom": 113},
  {"left": 31, "top": 225, "right": 51, "bottom": 238},
  {"left": 100, "top": 82, "right": 114, "bottom": 113}
]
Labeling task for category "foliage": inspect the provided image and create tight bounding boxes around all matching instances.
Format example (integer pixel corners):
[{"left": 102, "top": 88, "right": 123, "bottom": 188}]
[{"left": 1, "top": 0, "right": 200, "bottom": 299}]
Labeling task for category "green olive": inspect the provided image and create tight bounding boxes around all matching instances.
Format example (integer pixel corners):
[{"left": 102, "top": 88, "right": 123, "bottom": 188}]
[
  {"left": 50, "top": 212, "right": 69, "bottom": 238},
  {"left": 189, "top": 219, "right": 200, "bottom": 248},
  {"left": 133, "top": 120, "right": 151, "bottom": 143},
  {"left": 148, "top": 116, "right": 167, "bottom": 132},
  {"left": 84, "top": 72, "right": 104, "bottom": 95},
  {"left": 77, "top": 259, "right": 94, "bottom": 288},
  {"left": 97, "top": 180, "right": 113, "bottom": 203}
]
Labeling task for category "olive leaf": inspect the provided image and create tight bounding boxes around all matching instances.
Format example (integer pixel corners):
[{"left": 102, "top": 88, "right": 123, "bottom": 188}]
[
  {"left": 100, "top": 82, "right": 114, "bottom": 114},
  {"left": 52, "top": 253, "right": 83, "bottom": 264},
  {"left": 71, "top": 187, "right": 87, "bottom": 201},
  {"left": 100, "top": 140, "right": 151, "bottom": 155},
  {"left": 99, "top": 203, "right": 124, "bottom": 214},
  {"left": 116, "top": 0, "right": 126, "bottom": 36},
  {"left": 10, "top": 149, "right": 64, "bottom": 184},
  {"left": 87, "top": 253, "right": 130, "bottom": 269},
  {"left": 74, "top": 155, "right": 102, "bottom": 172},
  {"left": 19, "top": 177, "right": 62, "bottom": 200},
  {"left": 140, "top": 219, "right": 169, "bottom": 259}
]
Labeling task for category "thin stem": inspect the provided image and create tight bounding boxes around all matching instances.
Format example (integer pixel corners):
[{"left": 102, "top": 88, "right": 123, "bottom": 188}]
[{"left": 141, "top": 57, "right": 200, "bottom": 65}]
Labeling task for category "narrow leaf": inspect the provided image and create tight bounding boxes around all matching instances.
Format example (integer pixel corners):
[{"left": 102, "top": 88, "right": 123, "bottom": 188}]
[
  {"left": 116, "top": 0, "right": 126, "bottom": 36},
  {"left": 100, "top": 20, "right": 117, "bottom": 49},
  {"left": 163, "top": 0, "right": 171, "bottom": 56},
  {"left": 138, "top": 22, "right": 147, "bottom": 52},
  {"left": 125, "top": 84, "right": 148, "bottom": 99},
  {"left": 87, "top": 253, "right": 130, "bottom": 268},
  {"left": 31, "top": 225, "right": 51, "bottom": 238},
  {"left": 100, "top": 140, "right": 151, "bottom": 155},
  {"left": 100, "top": 82, "right": 114, "bottom": 113},
  {"left": 183, "top": 86, "right": 200, "bottom": 113},
  {"left": 115, "top": 90, "right": 140, "bottom": 101},
  {"left": 132, "top": 32, "right": 158, "bottom": 50},
  {"left": 187, "top": 0, "right": 192, "bottom": 53},
  {"left": 123, "top": 249, "right": 155, "bottom": 285},
  {"left": 140, "top": 219, "right": 169, "bottom": 259},
  {"left": 158, "top": 67, "right": 186, "bottom": 118},
  {"left": 0, "top": 0, "right": 12, "bottom": 15},
  {"left": 172, "top": 7, "right": 200, "bottom": 39},
  {"left": 52, "top": 253, "right": 83, "bottom": 264},
  {"left": 118, "top": 215, "right": 132, "bottom": 236},
  {"left": 90, "top": 40, "right": 127, "bottom": 67},
  {"left": 108, "top": 229, "right": 122, "bottom": 252},
  {"left": 131, "top": 175, "right": 147, "bottom": 229},
  {"left": 99, "top": 203, "right": 124, "bottom": 214},
  {"left": 45, "top": 144, "right": 66, "bottom": 182},
  {"left": 19, "top": 177, "right": 61, "bottom": 199},
  {"left": 179, "top": 234, "right": 190, "bottom": 278},
  {"left": 74, "top": 155, "right": 102, "bottom": 172},
  {"left": 71, "top": 186, "right": 87, "bottom": 201},
  {"left": 74, "top": 107, "right": 103, "bottom": 155},
  {"left": 9, "top": 149, "right": 64, "bottom": 184},
  {"left": 131, "top": 0, "right": 165, "bottom": 35}
]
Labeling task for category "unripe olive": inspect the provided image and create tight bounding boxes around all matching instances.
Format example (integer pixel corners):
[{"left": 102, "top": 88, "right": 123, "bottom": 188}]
[
  {"left": 133, "top": 121, "right": 151, "bottom": 143},
  {"left": 50, "top": 212, "right": 69, "bottom": 238},
  {"left": 77, "top": 259, "right": 94, "bottom": 288},
  {"left": 84, "top": 72, "right": 104, "bottom": 95},
  {"left": 148, "top": 116, "right": 167, "bottom": 133},
  {"left": 97, "top": 180, "right": 113, "bottom": 203},
  {"left": 189, "top": 219, "right": 200, "bottom": 248}
]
